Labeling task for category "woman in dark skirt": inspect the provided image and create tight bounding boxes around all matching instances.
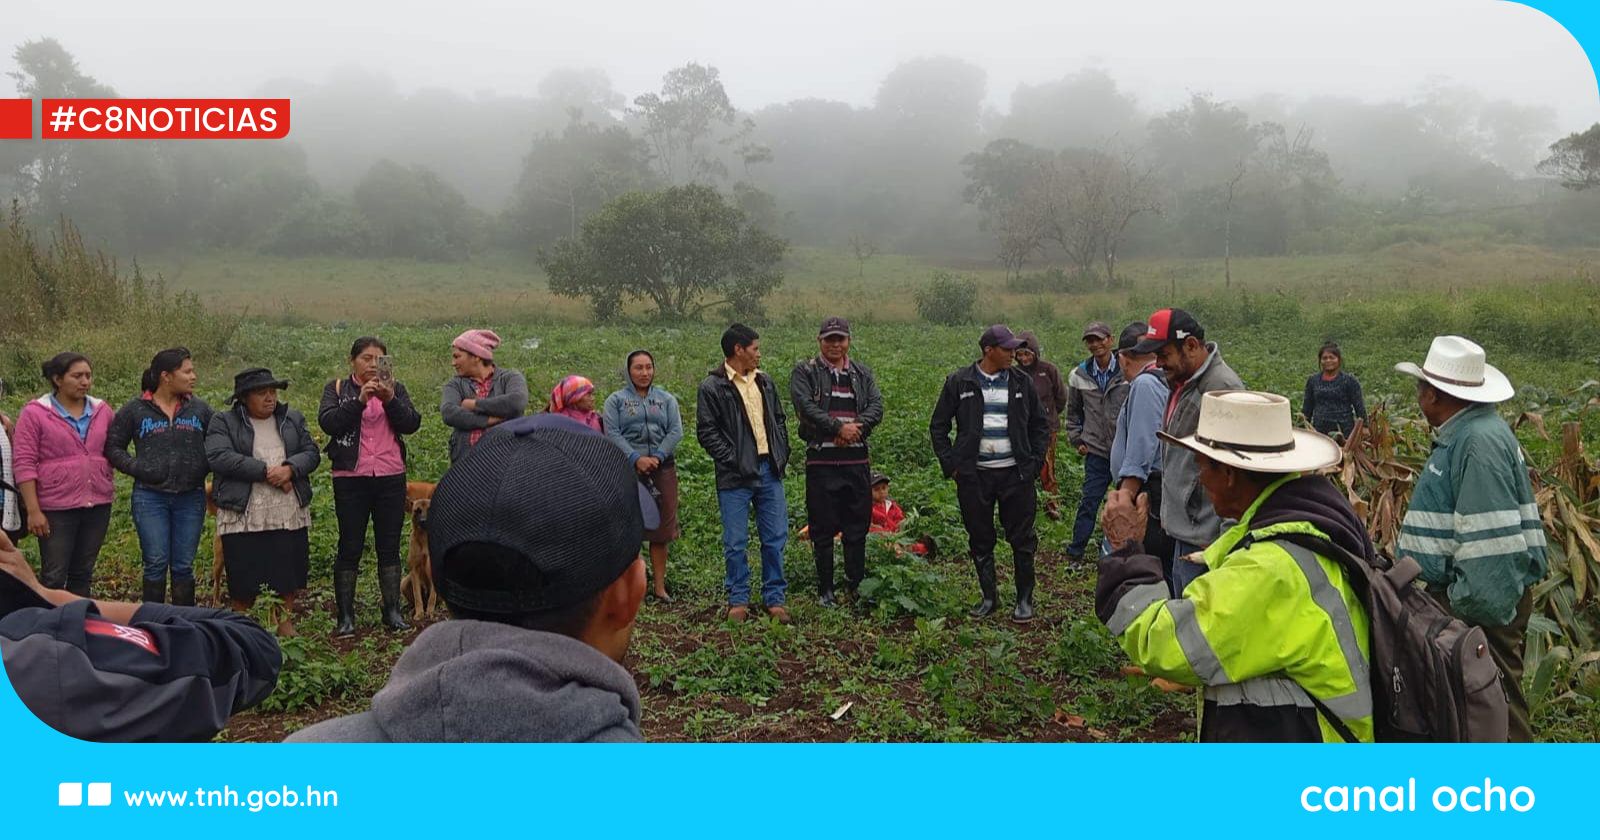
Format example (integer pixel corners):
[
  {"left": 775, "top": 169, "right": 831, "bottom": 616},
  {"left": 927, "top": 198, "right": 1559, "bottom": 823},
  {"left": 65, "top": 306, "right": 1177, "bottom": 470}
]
[
  {"left": 1302, "top": 341, "right": 1367, "bottom": 440},
  {"left": 205, "top": 368, "right": 320, "bottom": 636},
  {"left": 602, "top": 349, "right": 683, "bottom": 602}
]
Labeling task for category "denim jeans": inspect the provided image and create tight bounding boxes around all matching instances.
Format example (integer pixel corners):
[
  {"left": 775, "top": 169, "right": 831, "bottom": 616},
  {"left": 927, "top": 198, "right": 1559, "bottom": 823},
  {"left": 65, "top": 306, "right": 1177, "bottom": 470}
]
[
  {"left": 717, "top": 459, "right": 788, "bottom": 606},
  {"left": 131, "top": 486, "right": 207, "bottom": 583},
  {"left": 1171, "top": 538, "right": 1208, "bottom": 597},
  {"left": 1068, "top": 454, "right": 1112, "bottom": 557}
]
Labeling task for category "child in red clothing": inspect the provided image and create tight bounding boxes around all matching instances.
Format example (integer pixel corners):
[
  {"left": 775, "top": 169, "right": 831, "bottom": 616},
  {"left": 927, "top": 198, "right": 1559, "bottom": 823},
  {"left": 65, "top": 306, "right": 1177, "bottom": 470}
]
[
  {"left": 869, "top": 472, "right": 904, "bottom": 533},
  {"left": 869, "top": 472, "right": 934, "bottom": 557}
]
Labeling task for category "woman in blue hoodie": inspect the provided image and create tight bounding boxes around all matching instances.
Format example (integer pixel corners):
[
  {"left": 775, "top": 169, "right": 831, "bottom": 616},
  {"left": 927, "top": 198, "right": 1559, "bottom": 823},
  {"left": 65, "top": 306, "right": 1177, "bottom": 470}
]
[{"left": 603, "top": 350, "right": 683, "bottom": 603}]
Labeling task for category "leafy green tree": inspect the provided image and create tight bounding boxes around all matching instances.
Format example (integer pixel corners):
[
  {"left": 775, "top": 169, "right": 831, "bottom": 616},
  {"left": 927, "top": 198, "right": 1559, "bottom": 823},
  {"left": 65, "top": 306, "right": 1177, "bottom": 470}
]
[
  {"left": 503, "top": 115, "right": 655, "bottom": 247},
  {"left": 352, "top": 159, "right": 481, "bottom": 261},
  {"left": 538, "top": 184, "right": 787, "bottom": 321},
  {"left": 1539, "top": 124, "right": 1600, "bottom": 191}
]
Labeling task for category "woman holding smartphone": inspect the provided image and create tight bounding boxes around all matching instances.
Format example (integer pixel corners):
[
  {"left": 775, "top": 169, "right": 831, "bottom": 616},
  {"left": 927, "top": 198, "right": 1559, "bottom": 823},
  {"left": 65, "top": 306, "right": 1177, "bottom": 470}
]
[{"left": 318, "top": 336, "right": 422, "bottom": 636}]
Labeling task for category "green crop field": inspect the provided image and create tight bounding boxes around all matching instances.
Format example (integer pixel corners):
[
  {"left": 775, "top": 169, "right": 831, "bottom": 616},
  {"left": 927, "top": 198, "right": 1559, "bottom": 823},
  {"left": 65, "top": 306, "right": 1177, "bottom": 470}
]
[{"left": 4, "top": 245, "right": 1599, "bottom": 743}]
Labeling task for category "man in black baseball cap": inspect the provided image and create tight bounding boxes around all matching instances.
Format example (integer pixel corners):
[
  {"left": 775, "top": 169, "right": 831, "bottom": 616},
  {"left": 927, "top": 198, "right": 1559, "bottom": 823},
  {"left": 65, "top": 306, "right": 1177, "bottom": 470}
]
[
  {"left": 289, "top": 414, "right": 655, "bottom": 742},
  {"left": 791, "top": 316, "right": 884, "bottom": 607},
  {"left": 930, "top": 325, "right": 1050, "bottom": 623}
]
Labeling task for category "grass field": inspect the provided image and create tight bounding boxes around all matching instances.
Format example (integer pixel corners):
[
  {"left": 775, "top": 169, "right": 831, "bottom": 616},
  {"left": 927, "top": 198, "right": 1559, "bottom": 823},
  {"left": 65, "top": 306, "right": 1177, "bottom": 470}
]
[{"left": 4, "top": 243, "right": 1599, "bottom": 742}]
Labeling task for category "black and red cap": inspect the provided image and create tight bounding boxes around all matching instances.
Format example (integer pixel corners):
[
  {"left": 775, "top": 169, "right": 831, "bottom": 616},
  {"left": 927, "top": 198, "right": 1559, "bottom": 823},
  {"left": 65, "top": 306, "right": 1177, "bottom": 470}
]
[{"left": 1132, "top": 309, "right": 1204, "bottom": 355}]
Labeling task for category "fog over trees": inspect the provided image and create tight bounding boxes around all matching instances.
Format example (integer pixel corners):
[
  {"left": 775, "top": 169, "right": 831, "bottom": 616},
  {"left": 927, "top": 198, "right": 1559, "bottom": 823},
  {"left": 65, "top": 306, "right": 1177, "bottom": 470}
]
[{"left": 4, "top": 34, "right": 1598, "bottom": 270}]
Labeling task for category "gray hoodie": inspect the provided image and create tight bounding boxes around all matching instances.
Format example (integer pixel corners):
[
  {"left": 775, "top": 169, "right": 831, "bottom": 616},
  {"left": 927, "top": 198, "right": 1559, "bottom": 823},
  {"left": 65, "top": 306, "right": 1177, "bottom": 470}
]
[{"left": 285, "top": 619, "right": 642, "bottom": 742}]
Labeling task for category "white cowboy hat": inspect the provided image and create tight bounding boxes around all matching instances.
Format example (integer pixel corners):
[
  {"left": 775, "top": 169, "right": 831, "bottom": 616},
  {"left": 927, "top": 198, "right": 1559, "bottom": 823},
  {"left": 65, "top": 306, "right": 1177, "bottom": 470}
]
[
  {"left": 1158, "top": 390, "right": 1342, "bottom": 473},
  {"left": 1394, "top": 335, "right": 1514, "bottom": 403}
]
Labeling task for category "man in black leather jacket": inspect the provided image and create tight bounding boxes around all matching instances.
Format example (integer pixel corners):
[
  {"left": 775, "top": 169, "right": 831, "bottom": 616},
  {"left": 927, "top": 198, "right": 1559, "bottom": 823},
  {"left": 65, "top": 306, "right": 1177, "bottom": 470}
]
[
  {"left": 790, "top": 317, "right": 884, "bottom": 606},
  {"left": 696, "top": 324, "right": 792, "bottom": 623}
]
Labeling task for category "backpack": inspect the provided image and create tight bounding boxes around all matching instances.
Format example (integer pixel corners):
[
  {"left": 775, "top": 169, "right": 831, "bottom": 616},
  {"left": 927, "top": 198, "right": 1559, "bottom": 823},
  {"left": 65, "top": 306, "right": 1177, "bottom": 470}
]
[{"left": 1267, "top": 533, "right": 1510, "bottom": 743}]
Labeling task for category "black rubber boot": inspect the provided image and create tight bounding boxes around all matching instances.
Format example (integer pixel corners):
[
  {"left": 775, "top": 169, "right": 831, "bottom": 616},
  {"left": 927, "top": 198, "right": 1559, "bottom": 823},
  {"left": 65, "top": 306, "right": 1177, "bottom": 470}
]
[
  {"left": 968, "top": 554, "right": 998, "bottom": 618},
  {"left": 334, "top": 570, "right": 358, "bottom": 637},
  {"left": 170, "top": 577, "right": 196, "bottom": 607},
  {"left": 378, "top": 564, "right": 410, "bottom": 631},
  {"left": 843, "top": 539, "right": 867, "bottom": 592},
  {"left": 141, "top": 578, "right": 166, "bottom": 604},
  {"left": 814, "top": 540, "right": 836, "bottom": 606},
  {"left": 1012, "top": 552, "right": 1036, "bottom": 624}
]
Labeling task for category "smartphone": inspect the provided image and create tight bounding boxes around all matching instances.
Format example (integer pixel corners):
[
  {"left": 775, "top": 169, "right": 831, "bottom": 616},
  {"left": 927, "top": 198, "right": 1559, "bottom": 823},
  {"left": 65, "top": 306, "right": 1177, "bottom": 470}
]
[{"left": 376, "top": 355, "right": 394, "bottom": 385}]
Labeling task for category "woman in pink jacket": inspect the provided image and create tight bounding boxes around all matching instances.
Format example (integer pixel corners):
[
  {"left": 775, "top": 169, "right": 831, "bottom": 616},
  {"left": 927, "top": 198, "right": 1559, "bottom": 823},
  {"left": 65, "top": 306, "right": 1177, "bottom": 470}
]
[{"left": 11, "top": 352, "right": 115, "bottom": 596}]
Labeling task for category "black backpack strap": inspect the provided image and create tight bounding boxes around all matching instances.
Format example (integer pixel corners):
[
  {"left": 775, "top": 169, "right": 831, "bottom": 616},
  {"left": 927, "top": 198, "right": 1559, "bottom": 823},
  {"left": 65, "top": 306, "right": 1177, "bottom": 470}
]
[
  {"left": 1255, "top": 533, "right": 1373, "bottom": 744},
  {"left": 1301, "top": 685, "right": 1361, "bottom": 744}
]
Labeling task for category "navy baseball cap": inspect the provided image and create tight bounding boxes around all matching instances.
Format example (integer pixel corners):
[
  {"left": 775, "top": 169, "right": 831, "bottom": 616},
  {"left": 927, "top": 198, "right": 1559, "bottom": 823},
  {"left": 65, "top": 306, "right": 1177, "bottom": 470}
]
[
  {"left": 979, "top": 324, "right": 1024, "bottom": 350},
  {"left": 427, "top": 414, "right": 657, "bottom": 614}
]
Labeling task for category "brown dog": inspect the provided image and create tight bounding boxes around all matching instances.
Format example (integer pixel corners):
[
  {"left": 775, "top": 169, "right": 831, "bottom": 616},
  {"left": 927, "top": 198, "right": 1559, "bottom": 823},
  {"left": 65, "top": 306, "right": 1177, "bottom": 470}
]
[{"left": 402, "top": 481, "right": 439, "bottom": 621}]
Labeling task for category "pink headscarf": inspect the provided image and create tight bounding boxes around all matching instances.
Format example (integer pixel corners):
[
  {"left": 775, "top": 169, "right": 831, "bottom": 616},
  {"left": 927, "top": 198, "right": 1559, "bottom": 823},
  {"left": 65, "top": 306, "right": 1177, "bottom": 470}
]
[
  {"left": 548, "top": 375, "right": 601, "bottom": 432},
  {"left": 452, "top": 329, "right": 501, "bottom": 363}
]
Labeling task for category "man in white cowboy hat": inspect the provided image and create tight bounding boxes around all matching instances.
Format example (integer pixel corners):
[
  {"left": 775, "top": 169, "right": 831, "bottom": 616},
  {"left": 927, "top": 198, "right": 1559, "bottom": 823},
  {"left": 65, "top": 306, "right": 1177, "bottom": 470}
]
[
  {"left": 1396, "top": 335, "right": 1547, "bottom": 742},
  {"left": 1098, "top": 390, "right": 1375, "bottom": 741}
]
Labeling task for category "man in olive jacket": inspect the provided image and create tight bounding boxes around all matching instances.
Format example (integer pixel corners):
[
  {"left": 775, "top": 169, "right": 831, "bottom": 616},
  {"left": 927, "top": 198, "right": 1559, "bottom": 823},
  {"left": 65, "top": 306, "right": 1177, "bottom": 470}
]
[
  {"left": 696, "top": 324, "right": 792, "bottom": 623},
  {"left": 930, "top": 325, "right": 1051, "bottom": 623}
]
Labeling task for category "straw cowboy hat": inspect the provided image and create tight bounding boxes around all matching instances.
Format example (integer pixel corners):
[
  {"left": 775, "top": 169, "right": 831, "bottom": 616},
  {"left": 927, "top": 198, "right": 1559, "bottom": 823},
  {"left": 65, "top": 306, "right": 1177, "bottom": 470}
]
[
  {"left": 1394, "top": 335, "right": 1514, "bottom": 404},
  {"left": 1158, "top": 390, "right": 1342, "bottom": 473}
]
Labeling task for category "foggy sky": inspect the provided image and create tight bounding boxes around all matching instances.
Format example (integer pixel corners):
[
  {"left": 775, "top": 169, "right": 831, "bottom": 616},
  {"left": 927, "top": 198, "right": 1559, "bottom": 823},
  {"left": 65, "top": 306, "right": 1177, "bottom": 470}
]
[{"left": 6, "top": 0, "right": 1598, "bottom": 127}]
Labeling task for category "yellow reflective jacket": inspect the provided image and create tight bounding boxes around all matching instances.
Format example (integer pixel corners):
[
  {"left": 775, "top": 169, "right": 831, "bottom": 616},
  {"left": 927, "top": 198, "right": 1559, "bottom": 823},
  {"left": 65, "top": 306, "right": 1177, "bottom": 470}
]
[{"left": 1098, "top": 474, "right": 1374, "bottom": 742}]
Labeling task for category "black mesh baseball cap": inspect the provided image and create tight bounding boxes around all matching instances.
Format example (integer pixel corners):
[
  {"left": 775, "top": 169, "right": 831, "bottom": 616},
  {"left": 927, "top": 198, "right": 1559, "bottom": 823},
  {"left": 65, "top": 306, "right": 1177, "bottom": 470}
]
[{"left": 428, "top": 414, "right": 658, "bottom": 615}]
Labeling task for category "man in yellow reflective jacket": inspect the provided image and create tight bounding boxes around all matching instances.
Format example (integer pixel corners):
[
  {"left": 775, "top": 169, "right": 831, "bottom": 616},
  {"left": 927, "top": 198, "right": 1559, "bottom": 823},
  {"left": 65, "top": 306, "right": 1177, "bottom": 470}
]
[{"left": 1099, "top": 390, "right": 1375, "bottom": 742}]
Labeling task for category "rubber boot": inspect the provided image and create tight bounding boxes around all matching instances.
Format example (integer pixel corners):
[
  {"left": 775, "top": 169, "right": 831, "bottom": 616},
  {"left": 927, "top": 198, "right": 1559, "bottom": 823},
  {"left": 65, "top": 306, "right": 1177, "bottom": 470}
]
[
  {"left": 968, "top": 554, "right": 998, "bottom": 618},
  {"left": 334, "top": 570, "right": 358, "bottom": 637},
  {"left": 814, "top": 540, "right": 836, "bottom": 606},
  {"left": 843, "top": 539, "right": 868, "bottom": 592},
  {"left": 170, "top": 577, "right": 196, "bottom": 607},
  {"left": 1012, "top": 552, "right": 1036, "bottom": 624},
  {"left": 378, "top": 564, "right": 410, "bottom": 631},
  {"left": 141, "top": 578, "right": 166, "bottom": 605}
]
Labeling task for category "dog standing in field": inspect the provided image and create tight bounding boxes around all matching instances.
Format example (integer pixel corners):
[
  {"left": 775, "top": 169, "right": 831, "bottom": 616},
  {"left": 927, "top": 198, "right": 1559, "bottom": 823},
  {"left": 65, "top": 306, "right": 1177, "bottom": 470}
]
[{"left": 402, "top": 480, "right": 438, "bottom": 621}]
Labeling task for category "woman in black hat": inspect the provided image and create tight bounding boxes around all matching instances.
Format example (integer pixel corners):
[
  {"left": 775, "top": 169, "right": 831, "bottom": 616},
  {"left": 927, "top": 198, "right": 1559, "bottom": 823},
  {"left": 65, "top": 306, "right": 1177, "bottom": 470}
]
[{"left": 205, "top": 368, "right": 320, "bottom": 635}]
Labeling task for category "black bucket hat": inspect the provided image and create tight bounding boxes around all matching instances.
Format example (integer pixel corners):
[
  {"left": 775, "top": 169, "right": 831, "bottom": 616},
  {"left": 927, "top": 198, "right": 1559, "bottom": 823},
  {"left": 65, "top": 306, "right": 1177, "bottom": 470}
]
[{"left": 229, "top": 367, "right": 290, "bottom": 403}]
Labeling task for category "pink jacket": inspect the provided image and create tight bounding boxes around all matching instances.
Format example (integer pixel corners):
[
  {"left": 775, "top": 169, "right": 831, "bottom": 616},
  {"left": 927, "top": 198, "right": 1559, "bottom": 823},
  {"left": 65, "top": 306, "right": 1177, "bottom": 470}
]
[{"left": 11, "top": 395, "right": 115, "bottom": 511}]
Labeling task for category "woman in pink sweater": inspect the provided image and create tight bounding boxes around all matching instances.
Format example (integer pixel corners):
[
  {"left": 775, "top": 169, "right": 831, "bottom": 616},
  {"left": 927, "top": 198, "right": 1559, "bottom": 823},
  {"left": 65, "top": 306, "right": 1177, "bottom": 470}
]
[{"left": 11, "top": 352, "right": 115, "bottom": 596}]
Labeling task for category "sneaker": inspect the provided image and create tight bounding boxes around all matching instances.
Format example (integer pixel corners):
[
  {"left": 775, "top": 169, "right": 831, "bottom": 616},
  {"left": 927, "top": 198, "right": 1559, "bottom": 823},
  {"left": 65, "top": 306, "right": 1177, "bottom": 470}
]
[{"left": 818, "top": 591, "right": 837, "bottom": 607}]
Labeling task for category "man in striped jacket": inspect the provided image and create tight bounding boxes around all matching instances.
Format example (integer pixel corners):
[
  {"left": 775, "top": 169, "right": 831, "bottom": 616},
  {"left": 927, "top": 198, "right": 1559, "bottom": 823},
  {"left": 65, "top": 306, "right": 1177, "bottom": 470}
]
[{"left": 1396, "top": 335, "right": 1548, "bottom": 742}]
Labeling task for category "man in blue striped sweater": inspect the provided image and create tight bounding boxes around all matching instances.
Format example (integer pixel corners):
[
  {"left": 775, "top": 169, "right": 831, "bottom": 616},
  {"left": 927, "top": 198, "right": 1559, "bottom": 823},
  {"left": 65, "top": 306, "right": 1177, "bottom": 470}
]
[
  {"left": 1396, "top": 335, "right": 1548, "bottom": 741},
  {"left": 930, "top": 325, "right": 1051, "bottom": 622}
]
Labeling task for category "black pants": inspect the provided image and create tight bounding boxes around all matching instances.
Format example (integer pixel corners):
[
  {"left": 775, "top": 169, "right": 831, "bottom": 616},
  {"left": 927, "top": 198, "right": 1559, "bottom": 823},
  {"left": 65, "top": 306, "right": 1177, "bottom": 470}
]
[
  {"left": 807, "top": 463, "right": 871, "bottom": 590},
  {"left": 332, "top": 474, "right": 407, "bottom": 573},
  {"left": 955, "top": 467, "right": 1038, "bottom": 559},
  {"left": 38, "top": 504, "right": 111, "bottom": 596},
  {"left": 1140, "top": 473, "right": 1176, "bottom": 575}
]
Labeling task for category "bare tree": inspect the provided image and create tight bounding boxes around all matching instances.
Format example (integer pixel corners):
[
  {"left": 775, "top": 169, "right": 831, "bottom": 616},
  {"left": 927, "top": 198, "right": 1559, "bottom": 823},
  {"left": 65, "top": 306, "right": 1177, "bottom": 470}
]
[
  {"left": 848, "top": 234, "right": 880, "bottom": 278},
  {"left": 1222, "top": 158, "right": 1247, "bottom": 289}
]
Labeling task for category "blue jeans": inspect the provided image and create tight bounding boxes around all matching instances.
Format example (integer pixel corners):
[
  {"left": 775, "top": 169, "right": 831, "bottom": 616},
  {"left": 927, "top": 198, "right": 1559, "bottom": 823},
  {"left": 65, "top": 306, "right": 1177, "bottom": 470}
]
[
  {"left": 1171, "top": 539, "right": 1207, "bottom": 597},
  {"left": 717, "top": 460, "right": 788, "bottom": 606},
  {"left": 131, "top": 486, "right": 207, "bottom": 583},
  {"left": 1069, "top": 454, "right": 1112, "bottom": 557}
]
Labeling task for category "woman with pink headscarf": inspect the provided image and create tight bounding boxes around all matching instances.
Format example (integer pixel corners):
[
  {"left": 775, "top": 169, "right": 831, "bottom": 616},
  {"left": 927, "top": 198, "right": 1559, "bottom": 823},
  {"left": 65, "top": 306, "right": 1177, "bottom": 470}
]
[
  {"left": 545, "top": 375, "right": 603, "bottom": 432},
  {"left": 440, "top": 329, "right": 529, "bottom": 463}
]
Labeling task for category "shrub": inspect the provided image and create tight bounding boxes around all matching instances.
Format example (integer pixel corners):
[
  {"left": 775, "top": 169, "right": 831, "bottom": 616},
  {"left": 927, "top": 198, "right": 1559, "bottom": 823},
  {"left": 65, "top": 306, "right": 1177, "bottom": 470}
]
[{"left": 914, "top": 270, "right": 979, "bottom": 325}]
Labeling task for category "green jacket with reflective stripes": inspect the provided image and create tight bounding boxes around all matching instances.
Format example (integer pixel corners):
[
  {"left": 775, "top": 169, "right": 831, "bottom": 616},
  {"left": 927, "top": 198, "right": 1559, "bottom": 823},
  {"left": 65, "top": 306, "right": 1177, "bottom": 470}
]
[
  {"left": 1398, "top": 403, "right": 1547, "bottom": 628},
  {"left": 1098, "top": 474, "right": 1374, "bottom": 742}
]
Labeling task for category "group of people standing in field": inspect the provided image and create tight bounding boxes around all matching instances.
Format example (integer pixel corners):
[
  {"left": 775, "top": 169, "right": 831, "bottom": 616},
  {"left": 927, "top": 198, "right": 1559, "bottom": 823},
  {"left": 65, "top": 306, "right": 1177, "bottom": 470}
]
[{"left": 0, "top": 309, "right": 1547, "bottom": 744}]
